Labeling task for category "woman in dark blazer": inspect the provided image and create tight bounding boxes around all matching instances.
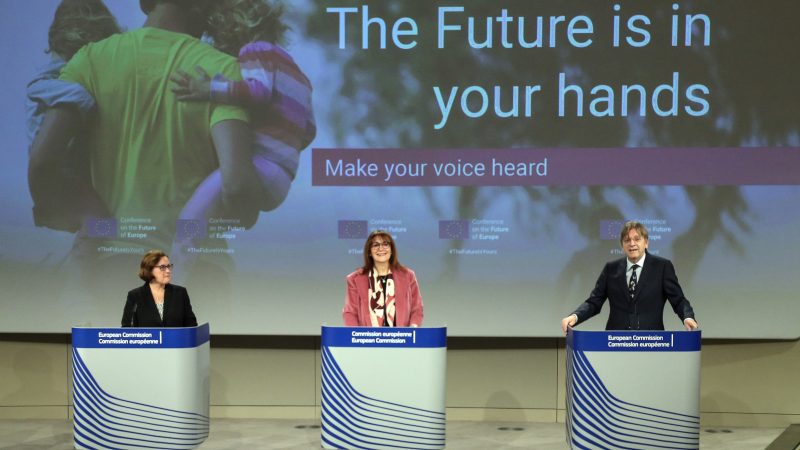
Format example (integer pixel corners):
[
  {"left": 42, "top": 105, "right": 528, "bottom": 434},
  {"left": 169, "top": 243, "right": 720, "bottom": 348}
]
[{"left": 121, "top": 250, "right": 198, "bottom": 327}]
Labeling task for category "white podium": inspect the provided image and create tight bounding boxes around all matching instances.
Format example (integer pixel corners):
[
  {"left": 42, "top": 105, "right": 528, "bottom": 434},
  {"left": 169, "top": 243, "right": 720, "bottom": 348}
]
[
  {"left": 566, "top": 329, "right": 701, "bottom": 449},
  {"left": 71, "top": 323, "right": 210, "bottom": 449},
  {"left": 320, "top": 326, "right": 447, "bottom": 449}
]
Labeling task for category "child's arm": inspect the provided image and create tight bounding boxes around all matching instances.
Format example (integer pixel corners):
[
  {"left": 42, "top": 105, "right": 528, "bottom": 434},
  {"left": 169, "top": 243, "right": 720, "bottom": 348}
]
[
  {"left": 171, "top": 42, "right": 297, "bottom": 108},
  {"left": 170, "top": 66, "right": 213, "bottom": 101},
  {"left": 27, "top": 71, "right": 96, "bottom": 145},
  {"left": 171, "top": 66, "right": 272, "bottom": 107},
  {"left": 27, "top": 65, "right": 106, "bottom": 232}
]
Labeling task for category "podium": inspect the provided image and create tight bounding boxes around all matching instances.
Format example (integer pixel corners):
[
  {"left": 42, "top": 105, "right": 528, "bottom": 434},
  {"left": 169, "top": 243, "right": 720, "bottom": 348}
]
[
  {"left": 320, "top": 326, "right": 447, "bottom": 449},
  {"left": 565, "top": 329, "right": 701, "bottom": 449},
  {"left": 71, "top": 323, "right": 210, "bottom": 449}
]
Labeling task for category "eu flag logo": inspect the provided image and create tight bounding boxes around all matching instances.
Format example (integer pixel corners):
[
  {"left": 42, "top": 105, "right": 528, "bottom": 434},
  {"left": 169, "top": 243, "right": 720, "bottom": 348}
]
[
  {"left": 599, "top": 220, "right": 624, "bottom": 240},
  {"left": 85, "top": 218, "right": 117, "bottom": 238},
  {"left": 176, "top": 219, "right": 207, "bottom": 240},
  {"left": 439, "top": 220, "right": 469, "bottom": 240},
  {"left": 338, "top": 220, "right": 368, "bottom": 239}
]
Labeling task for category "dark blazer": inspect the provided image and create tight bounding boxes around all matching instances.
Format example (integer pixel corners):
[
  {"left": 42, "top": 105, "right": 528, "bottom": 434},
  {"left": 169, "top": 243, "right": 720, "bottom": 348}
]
[
  {"left": 572, "top": 252, "right": 695, "bottom": 330},
  {"left": 121, "top": 283, "right": 198, "bottom": 327}
]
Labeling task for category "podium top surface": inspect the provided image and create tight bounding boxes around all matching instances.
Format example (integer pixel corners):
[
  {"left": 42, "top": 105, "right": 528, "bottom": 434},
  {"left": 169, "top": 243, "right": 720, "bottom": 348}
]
[
  {"left": 72, "top": 323, "right": 210, "bottom": 349},
  {"left": 321, "top": 326, "right": 446, "bottom": 348},
  {"left": 567, "top": 329, "right": 701, "bottom": 352}
]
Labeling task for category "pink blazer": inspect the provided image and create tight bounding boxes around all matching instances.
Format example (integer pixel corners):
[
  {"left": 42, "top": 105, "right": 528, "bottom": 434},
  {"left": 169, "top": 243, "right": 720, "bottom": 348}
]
[{"left": 343, "top": 267, "right": 424, "bottom": 327}]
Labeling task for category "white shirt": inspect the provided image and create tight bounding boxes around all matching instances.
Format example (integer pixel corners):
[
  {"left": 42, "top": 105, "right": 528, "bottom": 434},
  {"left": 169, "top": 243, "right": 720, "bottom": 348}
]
[{"left": 626, "top": 253, "right": 646, "bottom": 286}]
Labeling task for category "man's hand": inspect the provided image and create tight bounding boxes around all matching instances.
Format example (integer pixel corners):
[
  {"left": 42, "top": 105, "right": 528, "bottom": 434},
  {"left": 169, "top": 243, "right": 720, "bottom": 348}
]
[
  {"left": 684, "top": 318, "right": 699, "bottom": 330},
  {"left": 170, "top": 66, "right": 213, "bottom": 101},
  {"left": 561, "top": 314, "right": 578, "bottom": 335}
]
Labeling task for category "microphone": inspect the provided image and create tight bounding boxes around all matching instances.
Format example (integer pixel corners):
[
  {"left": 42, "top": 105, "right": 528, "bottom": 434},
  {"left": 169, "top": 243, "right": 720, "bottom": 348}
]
[{"left": 130, "top": 302, "right": 138, "bottom": 327}]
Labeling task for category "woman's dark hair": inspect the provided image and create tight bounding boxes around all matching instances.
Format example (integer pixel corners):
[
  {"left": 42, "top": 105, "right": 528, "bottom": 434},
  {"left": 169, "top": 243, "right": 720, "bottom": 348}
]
[
  {"left": 138, "top": 249, "right": 168, "bottom": 282},
  {"left": 360, "top": 230, "right": 404, "bottom": 273}
]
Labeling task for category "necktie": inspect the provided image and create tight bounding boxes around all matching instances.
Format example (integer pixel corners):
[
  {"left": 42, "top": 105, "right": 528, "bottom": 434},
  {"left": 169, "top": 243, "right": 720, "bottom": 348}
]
[{"left": 629, "top": 264, "right": 639, "bottom": 300}]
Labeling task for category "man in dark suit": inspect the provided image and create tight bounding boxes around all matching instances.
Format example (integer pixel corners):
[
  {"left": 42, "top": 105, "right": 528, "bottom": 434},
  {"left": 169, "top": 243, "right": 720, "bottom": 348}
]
[{"left": 561, "top": 221, "right": 699, "bottom": 332}]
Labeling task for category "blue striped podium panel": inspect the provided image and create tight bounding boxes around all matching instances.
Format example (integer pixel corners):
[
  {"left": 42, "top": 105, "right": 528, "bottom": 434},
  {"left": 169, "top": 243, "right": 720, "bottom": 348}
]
[
  {"left": 566, "top": 329, "right": 702, "bottom": 450},
  {"left": 71, "top": 323, "right": 210, "bottom": 450},
  {"left": 320, "top": 326, "right": 447, "bottom": 450}
]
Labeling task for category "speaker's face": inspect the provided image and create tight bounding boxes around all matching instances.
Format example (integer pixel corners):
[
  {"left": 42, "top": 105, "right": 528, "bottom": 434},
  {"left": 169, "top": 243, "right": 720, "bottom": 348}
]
[
  {"left": 370, "top": 238, "right": 392, "bottom": 266},
  {"left": 622, "top": 230, "right": 648, "bottom": 263},
  {"left": 151, "top": 256, "right": 173, "bottom": 286}
]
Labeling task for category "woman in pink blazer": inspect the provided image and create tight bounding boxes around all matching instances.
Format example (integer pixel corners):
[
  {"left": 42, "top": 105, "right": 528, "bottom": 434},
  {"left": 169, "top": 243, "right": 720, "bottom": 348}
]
[{"left": 343, "top": 230, "right": 423, "bottom": 327}]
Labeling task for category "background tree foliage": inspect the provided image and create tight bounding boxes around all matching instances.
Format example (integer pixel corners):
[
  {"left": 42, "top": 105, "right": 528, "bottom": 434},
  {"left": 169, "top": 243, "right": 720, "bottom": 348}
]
[{"left": 303, "top": 0, "right": 799, "bottom": 284}]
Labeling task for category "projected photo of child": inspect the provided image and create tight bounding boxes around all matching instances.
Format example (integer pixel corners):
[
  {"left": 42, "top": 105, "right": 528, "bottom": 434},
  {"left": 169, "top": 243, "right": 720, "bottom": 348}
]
[
  {"left": 168, "top": 0, "right": 316, "bottom": 269},
  {"left": 27, "top": 0, "right": 315, "bottom": 296}
]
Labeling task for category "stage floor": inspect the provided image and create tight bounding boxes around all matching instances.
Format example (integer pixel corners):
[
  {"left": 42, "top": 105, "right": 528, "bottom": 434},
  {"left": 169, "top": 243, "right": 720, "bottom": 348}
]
[{"left": 0, "top": 419, "right": 784, "bottom": 449}]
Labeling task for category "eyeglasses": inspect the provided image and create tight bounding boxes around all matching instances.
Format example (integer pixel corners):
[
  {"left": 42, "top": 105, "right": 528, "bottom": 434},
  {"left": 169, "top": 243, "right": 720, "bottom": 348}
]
[
  {"left": 622, "top": 237, "right": 644, "bottom": 245},
  {"left": 371, "top": 242, "right": 391, "bottom": 249},
  {"left": 154, "top": 264, "right": 174, "bottom": 271}
]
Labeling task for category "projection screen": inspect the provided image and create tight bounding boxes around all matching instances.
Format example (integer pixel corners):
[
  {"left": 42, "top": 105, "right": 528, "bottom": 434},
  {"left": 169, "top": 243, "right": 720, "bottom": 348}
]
[{"left": 1, "top": 0, "right": 798, "bottom": 338}]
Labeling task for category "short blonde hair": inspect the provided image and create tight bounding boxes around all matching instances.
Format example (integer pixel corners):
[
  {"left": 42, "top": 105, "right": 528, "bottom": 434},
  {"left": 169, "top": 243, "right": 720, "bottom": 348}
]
[{"left": 206, "top": 0, "right": 288, "bottom": 56}]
